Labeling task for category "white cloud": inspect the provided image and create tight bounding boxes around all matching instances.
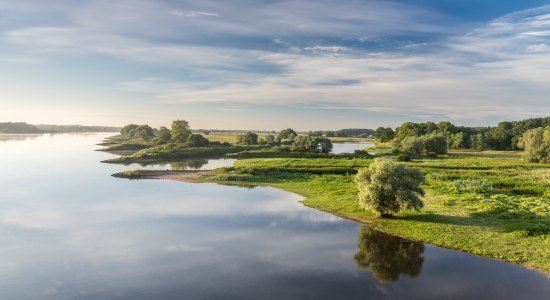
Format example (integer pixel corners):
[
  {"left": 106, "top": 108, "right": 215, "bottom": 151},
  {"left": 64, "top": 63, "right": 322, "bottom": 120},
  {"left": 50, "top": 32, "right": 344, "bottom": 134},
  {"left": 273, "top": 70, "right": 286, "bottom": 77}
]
[
  {"left": 115, "top": 6, "right": 550, "bottom": 121},
  {"left": 1, "top": 1, "right": 549, "bottom": 125},
  {"left": 167, "top": 9, "right": 219, "bottom": 17}
]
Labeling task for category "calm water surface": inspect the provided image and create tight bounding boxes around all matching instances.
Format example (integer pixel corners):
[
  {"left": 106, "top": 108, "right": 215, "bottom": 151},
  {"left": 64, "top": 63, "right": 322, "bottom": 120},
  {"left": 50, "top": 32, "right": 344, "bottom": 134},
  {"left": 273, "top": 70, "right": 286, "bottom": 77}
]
[
  {"left": 120, "top": 158, "right": 236, "bottom": 171},
  {"left": 332, "top": 141, "right": 374, "bottom": 154},
  {"left": 0, "top": 133, "right": 548, "bottom": 300}
]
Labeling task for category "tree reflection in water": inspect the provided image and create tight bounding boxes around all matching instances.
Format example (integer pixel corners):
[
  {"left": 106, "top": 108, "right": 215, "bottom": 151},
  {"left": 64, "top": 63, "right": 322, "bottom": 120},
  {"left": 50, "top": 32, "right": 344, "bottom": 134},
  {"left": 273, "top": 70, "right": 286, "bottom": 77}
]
[
  {"left": 170, "top": 159, "right": 209, "bottom": 170},
  {"left": 354, "top": 225, "right": 425, "bottom": 282}
]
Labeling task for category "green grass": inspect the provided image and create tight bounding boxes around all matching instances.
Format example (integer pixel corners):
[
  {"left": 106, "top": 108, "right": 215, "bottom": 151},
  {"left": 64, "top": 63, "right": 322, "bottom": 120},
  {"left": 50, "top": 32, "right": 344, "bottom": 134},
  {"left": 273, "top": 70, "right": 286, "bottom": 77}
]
[
  {"left": 211, "top": 156, "right": 550, "bottom": 273},
  {"left": 103, "top": 144, "right": 266, "bottom": 164}
]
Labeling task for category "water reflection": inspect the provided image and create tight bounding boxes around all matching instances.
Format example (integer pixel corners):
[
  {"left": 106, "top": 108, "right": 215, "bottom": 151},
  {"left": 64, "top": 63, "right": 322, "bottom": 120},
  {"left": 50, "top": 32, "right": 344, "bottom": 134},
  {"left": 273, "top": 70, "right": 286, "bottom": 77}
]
[
  {"left": 122, "top": 158, "right": 236, "bottom": 171},
  {"left": 0, "top": 134, "right": 40, "bottom": 143},
  {"left": 0, "top": 133, "right": 548, "bottom": 299},
  {"left": 354, "top": 226, "right": 424, "bottom": 282}
]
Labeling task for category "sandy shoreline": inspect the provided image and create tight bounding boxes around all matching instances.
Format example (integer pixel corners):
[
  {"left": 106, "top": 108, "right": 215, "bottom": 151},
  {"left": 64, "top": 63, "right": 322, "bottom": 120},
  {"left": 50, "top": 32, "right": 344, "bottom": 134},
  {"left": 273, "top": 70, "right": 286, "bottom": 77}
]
[{"left": 112, "top": 169, "right": 216, "bottom": 182}]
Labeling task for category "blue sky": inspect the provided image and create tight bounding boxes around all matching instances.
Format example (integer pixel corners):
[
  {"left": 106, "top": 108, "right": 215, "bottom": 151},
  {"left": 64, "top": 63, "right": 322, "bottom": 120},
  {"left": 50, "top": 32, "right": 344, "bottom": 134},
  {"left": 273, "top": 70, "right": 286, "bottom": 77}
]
[{"left": 1, "top": 0, "right": 549, "bottom": 130}]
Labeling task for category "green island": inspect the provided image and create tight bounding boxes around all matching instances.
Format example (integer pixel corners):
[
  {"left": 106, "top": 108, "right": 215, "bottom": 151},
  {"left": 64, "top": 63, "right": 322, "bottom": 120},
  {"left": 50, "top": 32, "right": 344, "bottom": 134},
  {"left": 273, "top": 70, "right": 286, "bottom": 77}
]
[{"left": 105, "top": 118, "right": 550, "bottom": 274}]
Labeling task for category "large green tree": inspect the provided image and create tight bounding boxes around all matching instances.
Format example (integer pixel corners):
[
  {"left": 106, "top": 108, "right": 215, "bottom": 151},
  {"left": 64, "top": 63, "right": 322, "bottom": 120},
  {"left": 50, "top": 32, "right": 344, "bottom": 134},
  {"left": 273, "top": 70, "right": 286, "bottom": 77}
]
[
  {"left": 355, "top": 158, "right": 424, "bottom": 217},
  {"left": 155, "top": 126, "right": 171, "bottom": 144},
  {"left": 236, "top": 132, "right": 259, "bottom": 145},
  {"left": 375, "top": 127, "right": 395, "bottom": 142},
  {"left": 171, "top": 120, "right": 192, "bottom": 144},
  {"left": 292, "top": 135, "right": 333, "bottom": 153},
  {"left": 519, "top": 127, "right": 550, "bottom": 163}
]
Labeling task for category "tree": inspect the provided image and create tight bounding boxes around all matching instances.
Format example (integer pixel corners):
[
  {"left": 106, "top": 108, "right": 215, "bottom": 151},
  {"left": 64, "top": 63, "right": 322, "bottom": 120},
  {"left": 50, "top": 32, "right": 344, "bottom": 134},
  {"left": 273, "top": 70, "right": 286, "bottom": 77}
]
[
  {"left": 399, "top": 135, "right": 424, "bottom": 154},
  {"left": 186, "top": 133, "right": 209, "bottom": 147},
  {"left": 291, "top": 135, "right": 332, "bottom": 153},
  {"left": 422, "top": 133, "right": 447, "bottom": 154},
  {"left": 134, "top": 125, "right": 155, "bottom": 140},
  {"left": 259, "top": 134, "right": 276, "bottom": 145},
  {"left": 437, "top": 121, "right": 457, "bottom": 134},
  {"left": 448, "top": 132, "right": 467, "bottom": 149},
  {"left": 375, "top": 127, "right": 395, "bottom": 142},
  {"left": 519, "top": 127, "right": 550, "bottom": 163},
  {"left": 490, "top": 122, "right": 513, "bottom": 150},
  {"left": 236, "top": 132, "right": 258, "bottom": 145},
  {"left": 278, "top": 128, "right": 297, "bottom": 141},
  {"left": 120, "top": 124, "right": 139, "bottom": 136},
  {"left": 354, "top": 226, "right": 424, "bottom": 282},
  {"left": 354, "top": 158, "right": 424, "bottom": 217},
  {"left": 155, "top": 126, "right": 171, "bottom": 144},
  {"left": 398, "top": 133, "right": 447, "bottom": 155},
  {"left": 171, "top": 120, "right": 191, "bottom": 144}
]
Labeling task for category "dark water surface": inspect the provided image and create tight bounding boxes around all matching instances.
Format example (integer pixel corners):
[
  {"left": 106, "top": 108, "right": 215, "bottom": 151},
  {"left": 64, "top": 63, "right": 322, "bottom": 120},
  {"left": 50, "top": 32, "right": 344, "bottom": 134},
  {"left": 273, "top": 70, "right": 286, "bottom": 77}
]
[{"left": 0, "top": 133, "right": 548, "bottom": 300}]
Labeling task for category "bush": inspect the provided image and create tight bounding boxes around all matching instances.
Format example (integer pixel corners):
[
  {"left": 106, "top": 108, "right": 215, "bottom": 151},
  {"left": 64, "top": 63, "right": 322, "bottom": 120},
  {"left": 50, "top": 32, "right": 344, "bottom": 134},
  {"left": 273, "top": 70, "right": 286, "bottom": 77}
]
[
  {"left": 396, "top": 153, "right": 411, "bottom": 162},
  {"left": 519, "top": 127, "right": 550, "bottom": 163},
  {"left": 426, "top": 173, "right": 447, "bottom": 181},
  {"left": 186, "top": 133, "right": 209, "bottom": 147},
  {"left": 355, "top": 158, "right": 425, "bottom": 217},
  {"left": 452, "top": 179, "right": 493, "bottom": 193}
]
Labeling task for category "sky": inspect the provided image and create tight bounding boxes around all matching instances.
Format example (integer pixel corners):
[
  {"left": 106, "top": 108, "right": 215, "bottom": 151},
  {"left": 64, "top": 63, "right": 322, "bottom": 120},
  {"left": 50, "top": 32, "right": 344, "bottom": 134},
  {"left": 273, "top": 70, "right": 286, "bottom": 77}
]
[{"left": 0, "top": 0, "right": 549, "bottom": 130}]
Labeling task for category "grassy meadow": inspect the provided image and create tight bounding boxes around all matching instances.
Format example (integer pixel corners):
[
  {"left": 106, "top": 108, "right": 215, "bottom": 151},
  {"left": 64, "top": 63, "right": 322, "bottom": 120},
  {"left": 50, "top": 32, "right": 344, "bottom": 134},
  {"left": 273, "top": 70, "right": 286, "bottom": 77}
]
[{"left": 211, "top": 155, "right": 549, "bottom": 273}]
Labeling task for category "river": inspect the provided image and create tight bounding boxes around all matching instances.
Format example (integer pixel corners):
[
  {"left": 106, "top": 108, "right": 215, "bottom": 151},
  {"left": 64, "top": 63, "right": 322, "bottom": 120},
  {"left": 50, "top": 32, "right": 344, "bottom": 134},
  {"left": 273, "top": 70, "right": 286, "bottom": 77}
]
[{"left": 0, "top": 133, "right": 547, "bottom": 299}]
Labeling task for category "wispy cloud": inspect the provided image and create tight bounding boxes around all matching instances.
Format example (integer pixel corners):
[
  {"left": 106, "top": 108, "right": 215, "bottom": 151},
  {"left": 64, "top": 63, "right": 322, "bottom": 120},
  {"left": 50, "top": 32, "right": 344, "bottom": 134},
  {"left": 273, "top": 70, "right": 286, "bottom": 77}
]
[
  {"left": 0, "top": 1, "right": 548, "bottom": 127},
  {"left": 167, "top": 9, "right": 219, "bottom": 17}
]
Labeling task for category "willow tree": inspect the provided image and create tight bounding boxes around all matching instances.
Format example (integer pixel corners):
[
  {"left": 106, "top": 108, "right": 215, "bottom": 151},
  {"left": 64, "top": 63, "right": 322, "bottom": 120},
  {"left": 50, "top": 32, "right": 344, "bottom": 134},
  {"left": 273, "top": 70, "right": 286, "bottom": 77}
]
[{"left": 355, "top": 158, "right": 424, "bottom": 217}]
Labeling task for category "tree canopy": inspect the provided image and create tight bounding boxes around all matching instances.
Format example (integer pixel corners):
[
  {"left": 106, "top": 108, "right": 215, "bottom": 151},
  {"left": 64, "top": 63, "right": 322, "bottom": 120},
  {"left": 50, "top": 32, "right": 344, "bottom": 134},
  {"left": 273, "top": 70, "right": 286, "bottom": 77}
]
[
  {"left": 519, "top": 127, "right": 550, "bottom": 163},
  {"left": 375, "top": 127, "right": 394, "bottom": 142},
  {"left": 292, "top": 135, "right": 333, "bottom": 153},
  {"left": 154, "top": 126, "right": 171, "bottom": 144},
  {"left": 355, "top": 158, "right": 424, "bottom": 217},
  {"left": 120, "top": 124, "right": 155, "bottom": 140},
  {"left": 186, "top": 133, "right": 210, "bottom": 147},
  {"left": 237, "top": 132, "right": 259, "bottom": 145},
  {"left": 171, "top": 120, "right": 192, "bottom": 144}
]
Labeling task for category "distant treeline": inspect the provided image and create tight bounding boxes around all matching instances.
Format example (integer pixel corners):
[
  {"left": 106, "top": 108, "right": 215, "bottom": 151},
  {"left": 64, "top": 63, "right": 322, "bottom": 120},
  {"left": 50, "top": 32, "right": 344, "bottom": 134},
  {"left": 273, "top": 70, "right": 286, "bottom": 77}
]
[
  {"left": 310, "top": 128, "right": 375, "bottom": 138},
  {"left": 0, "top": 122, "right": 120, "bottom": 134},
  {"left": 376, "top": 117, "right": 550, "bottom": 151},
  {"left": 0, "top": 122, "right": 43, "bottom": 133}
]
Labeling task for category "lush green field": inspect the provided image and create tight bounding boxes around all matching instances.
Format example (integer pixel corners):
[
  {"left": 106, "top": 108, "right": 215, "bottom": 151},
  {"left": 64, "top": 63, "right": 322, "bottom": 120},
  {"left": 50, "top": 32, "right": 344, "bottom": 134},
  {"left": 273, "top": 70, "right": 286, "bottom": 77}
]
[{"left": 213, "top": 155, "right": 550, "bottom": 273}]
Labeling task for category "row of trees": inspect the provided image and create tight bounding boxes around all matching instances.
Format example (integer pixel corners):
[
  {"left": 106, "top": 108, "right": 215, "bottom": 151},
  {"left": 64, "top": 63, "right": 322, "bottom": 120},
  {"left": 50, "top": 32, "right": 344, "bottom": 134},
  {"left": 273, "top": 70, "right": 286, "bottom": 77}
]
[
  {"left": 373, "top": 117, "right": 550, "bottom": 162},
  {"left": 397, "top": 133, "right": 447, "bottom": 155},
  {"left": 389, "top": 117, "right": 550, "bottom": 151},
  {"left": 235, "top": 130, "right": 333, "bottom": 153},
  {"left": 120, "top": 120, "right": 210, "bottom": 147},
  {"left": 311, "top": 128, "right": 374, "bottom": 138}
]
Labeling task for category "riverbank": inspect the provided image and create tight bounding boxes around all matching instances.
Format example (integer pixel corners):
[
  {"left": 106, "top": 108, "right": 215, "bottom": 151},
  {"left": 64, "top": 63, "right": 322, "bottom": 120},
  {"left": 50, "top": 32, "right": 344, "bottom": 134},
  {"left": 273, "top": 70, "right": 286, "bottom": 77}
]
[{"left": 113, "top": 156, "right": 550, "bottom": 275}]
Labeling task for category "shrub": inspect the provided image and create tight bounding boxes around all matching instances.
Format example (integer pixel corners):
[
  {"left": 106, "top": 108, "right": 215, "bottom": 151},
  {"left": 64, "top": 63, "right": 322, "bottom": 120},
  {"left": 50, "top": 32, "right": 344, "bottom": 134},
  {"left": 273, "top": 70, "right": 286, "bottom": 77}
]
[
  {"left": 396, "top": 153, "right": 411, "bottom": 162},
  {"left": 186, "top": 133, "right": 209, "bottom": 147},
  {"left": 426, "top": 173, "right": 447, "bottom": 181},
  {"left": 355, "top": 158, "right": 425, "bottom": 217},
  {"left": 452, "top": 179, "right": 493, "bottom": 193}
]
